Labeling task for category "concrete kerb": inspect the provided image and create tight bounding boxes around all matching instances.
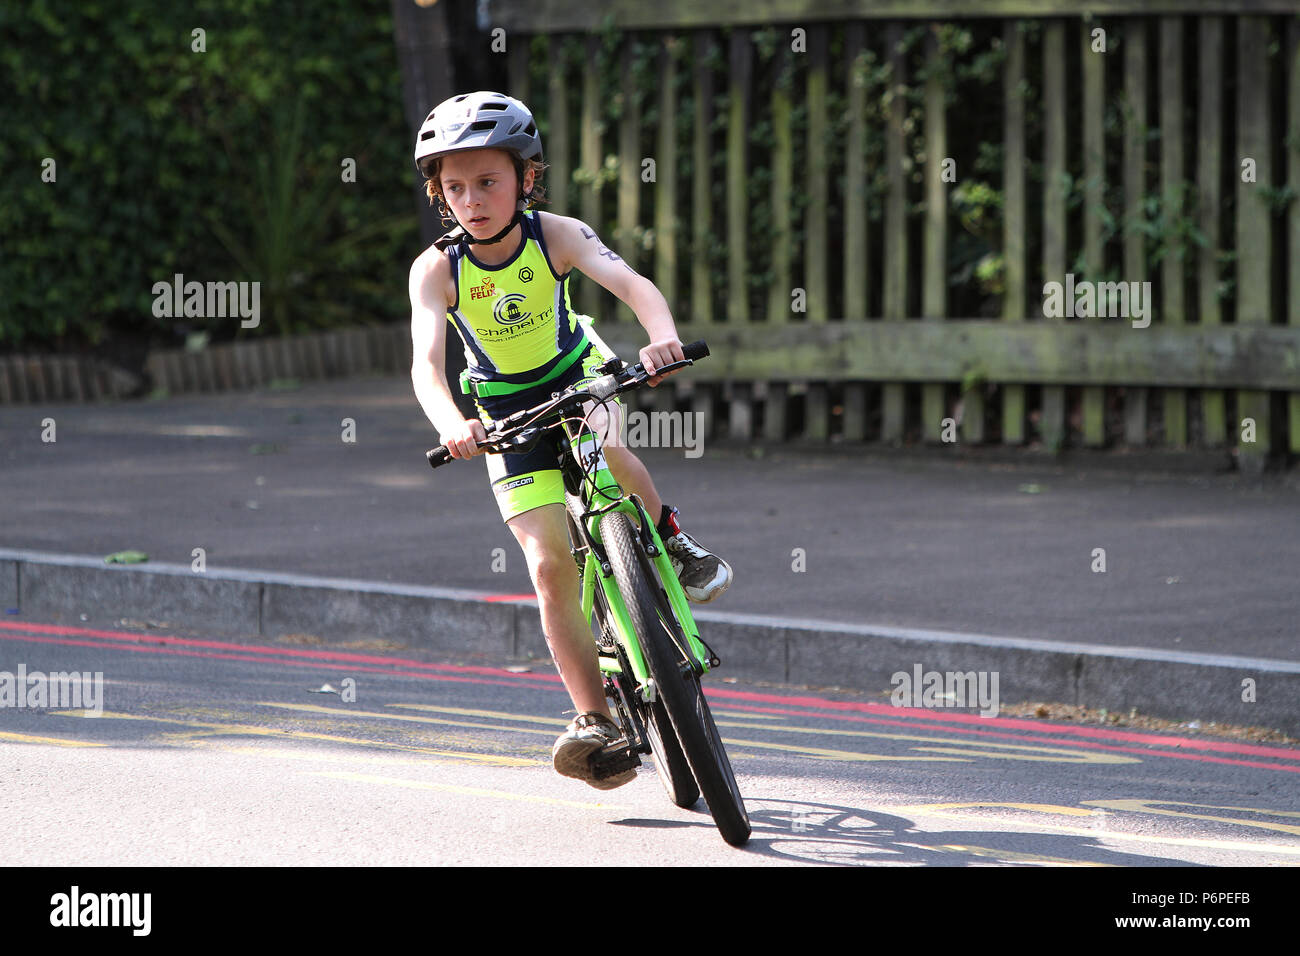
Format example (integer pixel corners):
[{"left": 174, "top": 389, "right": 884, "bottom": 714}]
[{"left": 1, "top": 548, "right": 1297, "bottom": 736}]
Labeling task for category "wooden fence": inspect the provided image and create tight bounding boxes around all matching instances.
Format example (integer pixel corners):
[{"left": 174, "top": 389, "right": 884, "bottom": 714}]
[{"left": 491, "top": 0, "right": 1300, "bottom": 469}]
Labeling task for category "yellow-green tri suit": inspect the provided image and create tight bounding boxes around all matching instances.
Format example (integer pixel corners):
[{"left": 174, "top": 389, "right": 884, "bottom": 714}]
[
  {"left": 443, "top": 210, "right": 619, "bottom": 523},
  {"left": 447, "top": 210, "right": 586, "bottom": 377}
]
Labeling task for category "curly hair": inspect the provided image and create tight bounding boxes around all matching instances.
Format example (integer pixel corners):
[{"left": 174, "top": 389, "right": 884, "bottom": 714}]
[{"left": 422, "top": 152, "right": 548, "bottom": 224}]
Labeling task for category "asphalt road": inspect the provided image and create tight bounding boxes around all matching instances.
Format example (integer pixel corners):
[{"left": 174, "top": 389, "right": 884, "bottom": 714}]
[
  {"left": 1, "top": 377, "right": 1297, "bottom": 661},
  {"left": 3, "top": 614, "right": 1298, "bottom": 868}
]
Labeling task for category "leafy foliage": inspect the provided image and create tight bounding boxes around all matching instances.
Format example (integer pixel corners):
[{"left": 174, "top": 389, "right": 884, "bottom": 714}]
[{"left": 0, "top": 0, "right": 417, "bottom": 351}]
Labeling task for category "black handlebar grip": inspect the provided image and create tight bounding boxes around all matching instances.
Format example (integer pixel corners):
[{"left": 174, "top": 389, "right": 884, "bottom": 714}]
[
  {"left": 427, "top": 445, "right": 452, "bottom": 469},
  {"left": 682, "top": 340, "right": 709, "bottom": 361}
]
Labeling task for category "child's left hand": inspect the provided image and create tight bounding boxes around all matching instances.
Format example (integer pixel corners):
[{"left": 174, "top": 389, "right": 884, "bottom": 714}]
[{"left": 640, "top": 338, "right": 686, "bottom": 387}]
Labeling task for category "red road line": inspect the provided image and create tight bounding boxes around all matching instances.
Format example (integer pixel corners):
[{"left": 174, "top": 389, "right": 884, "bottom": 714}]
[
  {"left": 0, "top": 619, "right": 562, "bottom": 684},
  {"left": 702, "top": 686, "right": 1300, "bottom": 759},
  {"left": 712, "top": 701, "right": 1300, "bottom": 773},
  {"left": 4, "top": 620, "right": 1297, "bottom": 770},
  {"left": 0, "top": 631, "right": 554, "bottom": 693}
]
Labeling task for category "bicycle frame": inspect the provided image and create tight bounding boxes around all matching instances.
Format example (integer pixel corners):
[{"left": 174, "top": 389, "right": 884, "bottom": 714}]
[{"left": 556, "top": 415, "right": 712, "bottom": 705}]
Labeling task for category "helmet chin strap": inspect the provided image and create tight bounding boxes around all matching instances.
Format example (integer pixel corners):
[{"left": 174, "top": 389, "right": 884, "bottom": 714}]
[
  {"left": 464, "top": 209, "right": 523, "bottom": 246},
  {"left": 434, "top": 196, "right": 530, "bottom": 252}
]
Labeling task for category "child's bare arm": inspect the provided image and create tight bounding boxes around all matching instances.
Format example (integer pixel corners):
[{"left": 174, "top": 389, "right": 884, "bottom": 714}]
[
  {"left": 409, "top": 251, "right": 487, "bottom": 457},
  {"left": 545, "top": 214, "right": 684, "bottom": 386}
]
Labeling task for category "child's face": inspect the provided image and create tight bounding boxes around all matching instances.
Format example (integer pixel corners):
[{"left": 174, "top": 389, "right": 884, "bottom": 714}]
[{"left": 438, "top": 148, "right": 535, "bottom": 239}]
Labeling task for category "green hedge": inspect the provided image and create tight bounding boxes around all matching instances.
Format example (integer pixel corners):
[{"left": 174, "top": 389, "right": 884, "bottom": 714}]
[{"left": 0, "top": 0, "right": 419, "bottom": 353}]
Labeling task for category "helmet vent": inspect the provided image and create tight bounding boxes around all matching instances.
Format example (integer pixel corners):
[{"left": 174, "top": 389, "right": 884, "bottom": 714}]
[
  {"left": 468, "top": 120, "right": 496, "bottom": 132},
  {"left": 482, "top": 101, "right": 508, "bottom": 111}
]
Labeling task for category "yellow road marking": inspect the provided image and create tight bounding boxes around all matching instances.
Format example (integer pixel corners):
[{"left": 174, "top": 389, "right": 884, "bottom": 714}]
[
  {"left": 282, "top": 704, "right": 966, "bottom": 763},
  {"left": 712, "top": 711, "right": 783, "bottom": 720},
  {"left": 87, "top": 711, "right": 529, "bottom": 764},
  {"left": 390, "top": 703, "right": 563, "bottom": 725},
  {"left": 714, "top": 719, "right": 1141, "bottom": 765},
  {"left": 913, "top": 746, "right": 1135, "bottom": 764},
  {"left": 719, "top": 737, "right": 968, "bottom": 763},
  {"left": 202, "top": 742, "right": 540, "bottom": 769},
  {"left": 939, "top": 845, "right": 1113, "bottom": 867},
  {"left": 1083, "top": 799, "right": 1300, "bottom": 837},
  {"left": 0, "top": 731, "right": 106, "bottom": 748},
  {"left": 319, "top": 703, "right": 1133, "bottom": 766},
  {"left": 887, "top": 802, "right": 1098, "bottom": 816},
  {"left": 307, "top": 771, "right": 620, "bottom": 809},
  {"left": 263, "top": 701, "right": 557, "bottom": 737}
]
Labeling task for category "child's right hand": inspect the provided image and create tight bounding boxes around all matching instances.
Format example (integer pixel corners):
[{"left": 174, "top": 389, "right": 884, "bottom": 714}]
[{"left": 440, "top": 418, "right": 489, "bottom": 459}]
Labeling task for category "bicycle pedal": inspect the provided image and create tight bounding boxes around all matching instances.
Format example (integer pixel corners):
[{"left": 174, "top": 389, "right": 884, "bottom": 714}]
[{"left": 590, "top": 742, "right": 641, "bottom": 779}]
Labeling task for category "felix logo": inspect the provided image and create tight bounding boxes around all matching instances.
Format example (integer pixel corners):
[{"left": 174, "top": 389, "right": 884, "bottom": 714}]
[{"left": 470, "top": 276, "right": 497, "bottom": 301}]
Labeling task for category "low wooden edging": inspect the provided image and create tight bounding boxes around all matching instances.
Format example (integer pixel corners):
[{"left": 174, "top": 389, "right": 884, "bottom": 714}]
[{"left": 0, "top": 325, "right": 416, "bottom": 405}]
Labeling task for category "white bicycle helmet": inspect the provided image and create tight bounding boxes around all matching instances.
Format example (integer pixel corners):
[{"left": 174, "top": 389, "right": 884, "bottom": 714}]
[{"left": 414, "top": 91, "right": 542, "bottom": 179}]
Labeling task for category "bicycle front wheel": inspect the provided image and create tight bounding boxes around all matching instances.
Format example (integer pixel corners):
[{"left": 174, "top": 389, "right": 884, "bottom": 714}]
[
  {"left": 602, "top": 512, "right": 750, "bottom": 846},
  {"left": 570, "top": 497, "right": 698, "bottom": 809}
]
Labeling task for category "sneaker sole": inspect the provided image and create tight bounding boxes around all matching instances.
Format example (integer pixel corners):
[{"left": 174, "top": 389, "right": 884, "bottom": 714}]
[
  {"left": 553, "top": 740, "right": 637, "bottom": 790},
  {"left": 552, "top": 738, "right": 604, "bottom": 780},
  {"left": 585, "top": 768, "right": 637, "bottom": 791},
  {"left": 684, "top": 564, "right": 733, "bottom": 604}
]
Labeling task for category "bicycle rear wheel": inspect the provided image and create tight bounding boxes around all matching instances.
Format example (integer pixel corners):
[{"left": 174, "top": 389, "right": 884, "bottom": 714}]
[{"left": 602, "top": 512, "right": 750, "bottom": 846}]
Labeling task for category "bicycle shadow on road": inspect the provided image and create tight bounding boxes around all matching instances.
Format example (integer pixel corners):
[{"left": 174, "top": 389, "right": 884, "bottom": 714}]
[{"left": 610, "top": 798, "right": 1205, "bottom": 865}]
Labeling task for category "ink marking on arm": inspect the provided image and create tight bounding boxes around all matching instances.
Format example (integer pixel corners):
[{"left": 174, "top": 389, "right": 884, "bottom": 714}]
[{"left": 580, "top": 227, "right": 638, "bottom": 276}]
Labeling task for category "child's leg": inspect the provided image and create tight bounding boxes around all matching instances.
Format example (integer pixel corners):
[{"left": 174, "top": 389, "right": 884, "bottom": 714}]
[
  {"left": 505, "top": 503, "right": 609, "bottom": 718},
  {"left": 583, "top": 395, "right": 732, "bottom": 603},
  {"left": 604, "top": 443, "right": 662, "bottom": 519},
  {"left": 583, "top": 395, "right": 663, "bottom": 519}
]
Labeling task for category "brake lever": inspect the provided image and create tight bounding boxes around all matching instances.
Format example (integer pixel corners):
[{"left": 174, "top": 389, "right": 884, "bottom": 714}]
[{"left": 619, "top": 357, "right": 694, "bottom": 389}]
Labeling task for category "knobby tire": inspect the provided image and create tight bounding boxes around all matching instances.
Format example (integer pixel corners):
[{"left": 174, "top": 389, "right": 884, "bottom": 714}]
[
  {"left": 602, "top": 512, "right": 750, "bottom": 846},
  {"left": 568, "top": 499, "right": 698, "bottom": 809}
]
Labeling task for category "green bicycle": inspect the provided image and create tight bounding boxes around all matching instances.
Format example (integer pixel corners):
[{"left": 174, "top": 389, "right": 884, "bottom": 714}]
[{"left": 427, "top": 341, "right": 751, "bottom": 846}]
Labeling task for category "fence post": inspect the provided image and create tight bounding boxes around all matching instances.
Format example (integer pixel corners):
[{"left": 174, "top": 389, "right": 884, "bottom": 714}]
[
  {"left": 1198, "top": 17, "right": 1226, "bottom": 448},
  {"left": 546, "top": 35, "right": 570, "bottom": 216},
  {"left": 1081, "top": 15, "right": 1107, "bottom": 448},
  {"left": 882, "top": 22, "right": 908, "bottom": 445},
  {"left": 1123, "top": 19, "right": 1149, "bottom": 447},
  {"left": 843, "top": 20, "right": 869, "bottom": 443},
  {"left": 805, "top": 25, "right": 830, "bottom": 440},
  {"left": 1236, "top": 16, "right": 1275, "bottom": 474},
  {"left": 655, "top": 36, "right": 680, "bottom": 317},
  {"left": 923, "top": 27, "right": 949, "bottom": 446},
  {"left": 1041, "top": 18, "right": 1068, "bottom": 453},
  {"left": 1002, "top": 21, "right": 1027, "bottom": 445},
  {"left": 691, "top": 31, "right": 715, "bottom": 327},
  {"left": 617, "top": 36, "right": 643, "bottom": 324},
  {"left": 1160, "top": 16, "right": 1187, "bottom": 448}
]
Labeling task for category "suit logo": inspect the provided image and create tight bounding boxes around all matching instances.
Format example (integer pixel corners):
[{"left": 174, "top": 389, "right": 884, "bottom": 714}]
[{"left": 493, "top": 293, "right": 532, "bottom": 326}]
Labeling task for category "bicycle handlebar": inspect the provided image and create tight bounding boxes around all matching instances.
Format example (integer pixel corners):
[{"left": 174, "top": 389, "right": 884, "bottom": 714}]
[{"left": 426, "top": 340, "right": 709, "bottom": 469}]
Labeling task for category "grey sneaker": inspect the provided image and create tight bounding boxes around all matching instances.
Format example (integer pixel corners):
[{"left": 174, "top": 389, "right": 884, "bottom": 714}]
[
  {"left": 661, "top": 510, "right": 732, "bottom": 604},
  {"left": 552, "top": 712, "right": 636, "bottom": 791}
]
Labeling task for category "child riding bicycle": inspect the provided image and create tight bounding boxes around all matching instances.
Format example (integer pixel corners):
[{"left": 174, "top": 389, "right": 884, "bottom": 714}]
[{"left": 407, "top": 91, "right": 732, "bottom": 790}]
